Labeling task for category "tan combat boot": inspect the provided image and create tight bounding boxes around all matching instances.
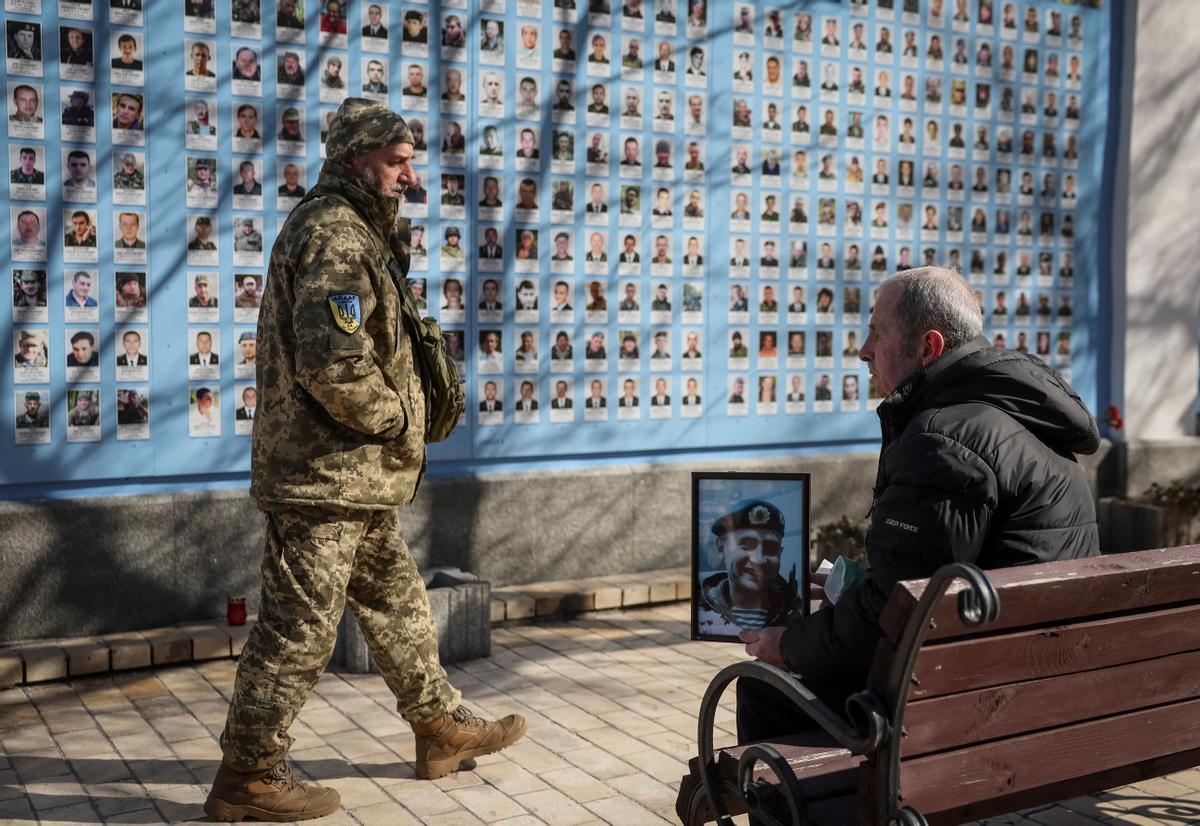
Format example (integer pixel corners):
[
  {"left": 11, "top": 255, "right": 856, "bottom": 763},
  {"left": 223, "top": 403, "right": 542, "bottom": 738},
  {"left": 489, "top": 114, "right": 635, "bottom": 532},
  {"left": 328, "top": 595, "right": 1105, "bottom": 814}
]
[
  {"left": 203, "top": 759, "right": 341, "bottom": 822},
  {"left": 412, "top": 705, "right": 528, "bottom": 780}
]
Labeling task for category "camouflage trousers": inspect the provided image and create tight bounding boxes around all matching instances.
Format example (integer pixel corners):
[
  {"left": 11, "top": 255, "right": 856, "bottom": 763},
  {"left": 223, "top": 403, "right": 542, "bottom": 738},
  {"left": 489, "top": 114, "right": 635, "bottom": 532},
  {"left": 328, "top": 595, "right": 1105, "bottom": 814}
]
[{"left": 220, "top": 505, "right": 461, "bottom": 770}]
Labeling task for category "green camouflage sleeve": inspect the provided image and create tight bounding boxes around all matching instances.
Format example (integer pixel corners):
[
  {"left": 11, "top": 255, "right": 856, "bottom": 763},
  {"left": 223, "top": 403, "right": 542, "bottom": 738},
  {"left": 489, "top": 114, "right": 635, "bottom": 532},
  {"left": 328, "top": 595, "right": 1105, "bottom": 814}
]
[{"left": 291, "top": 221, "right": 408, "bottom": 440}]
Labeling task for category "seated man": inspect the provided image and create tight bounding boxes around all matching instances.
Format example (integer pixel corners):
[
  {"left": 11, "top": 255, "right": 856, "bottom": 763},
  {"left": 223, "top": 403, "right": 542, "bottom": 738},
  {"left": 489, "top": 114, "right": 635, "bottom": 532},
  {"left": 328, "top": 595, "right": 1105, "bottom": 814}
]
[{"left": 738, "top": 267, "right": 1100, "bottom": 756}]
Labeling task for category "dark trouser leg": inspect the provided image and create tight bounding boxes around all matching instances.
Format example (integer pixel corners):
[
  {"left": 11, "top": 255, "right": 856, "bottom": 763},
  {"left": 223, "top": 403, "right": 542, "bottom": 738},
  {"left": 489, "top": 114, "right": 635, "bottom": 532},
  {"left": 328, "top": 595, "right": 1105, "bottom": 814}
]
[
  {"left": 345, "top": 509, "right": 461, "bottom": 724},
  {"left": 736, "top": 676, "right": 824, "bottom": 826},
  {"left": 219, "top": 507, "right": 364, "bottom": 771}
]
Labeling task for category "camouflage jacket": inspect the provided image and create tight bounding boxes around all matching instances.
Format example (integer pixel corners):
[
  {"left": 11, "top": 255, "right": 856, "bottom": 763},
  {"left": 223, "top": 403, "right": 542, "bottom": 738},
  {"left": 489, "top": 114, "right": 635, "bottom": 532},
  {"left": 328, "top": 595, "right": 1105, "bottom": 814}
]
[{"left": 250, "top": 162, "right": 426, "bottom": 509}]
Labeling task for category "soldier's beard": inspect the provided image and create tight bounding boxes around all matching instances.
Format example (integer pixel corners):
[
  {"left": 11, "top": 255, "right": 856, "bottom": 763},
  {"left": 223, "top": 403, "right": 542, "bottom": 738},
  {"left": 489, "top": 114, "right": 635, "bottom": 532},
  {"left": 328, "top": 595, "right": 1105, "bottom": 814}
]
[{"left": 357, "top": 166, "right": 406, "bottom": 201}]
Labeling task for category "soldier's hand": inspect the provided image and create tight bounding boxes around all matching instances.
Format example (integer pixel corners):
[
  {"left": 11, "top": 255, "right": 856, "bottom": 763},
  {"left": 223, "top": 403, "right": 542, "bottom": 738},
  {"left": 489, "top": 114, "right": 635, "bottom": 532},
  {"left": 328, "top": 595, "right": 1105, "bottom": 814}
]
[{"left": 739, "top": 626, "right": 786, "bottom": 669}]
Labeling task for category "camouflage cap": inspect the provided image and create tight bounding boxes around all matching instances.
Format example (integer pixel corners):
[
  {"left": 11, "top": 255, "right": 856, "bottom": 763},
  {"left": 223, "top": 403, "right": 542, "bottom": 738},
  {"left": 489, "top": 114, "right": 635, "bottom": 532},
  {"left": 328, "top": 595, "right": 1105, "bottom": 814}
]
[
  {"left": 18, "top": 331, "right": 39, "bottom": 344},
  {"left": 325, "top": 98, "right": 414, "bottom": 164},
  {"left": 25, "top": 391, "right": 40, "bottom": 401}
]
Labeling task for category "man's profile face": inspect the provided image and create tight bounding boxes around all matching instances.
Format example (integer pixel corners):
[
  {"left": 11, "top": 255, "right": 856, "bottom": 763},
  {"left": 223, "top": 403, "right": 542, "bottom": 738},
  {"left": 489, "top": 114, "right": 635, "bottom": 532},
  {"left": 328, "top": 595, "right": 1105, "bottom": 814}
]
[
  {"left": 860, "top": 282, "right": 924, "bottom": 397},
  {"left": 351, "top": 140, "right": 418, "bottom": 200}
]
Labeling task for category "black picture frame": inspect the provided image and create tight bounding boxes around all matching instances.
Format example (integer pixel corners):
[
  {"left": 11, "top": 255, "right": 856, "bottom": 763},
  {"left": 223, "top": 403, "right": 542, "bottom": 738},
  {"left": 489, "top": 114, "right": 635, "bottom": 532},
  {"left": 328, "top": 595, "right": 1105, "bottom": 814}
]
[{"left": 691, "top": 471, "right": 811, "bottom": 642}]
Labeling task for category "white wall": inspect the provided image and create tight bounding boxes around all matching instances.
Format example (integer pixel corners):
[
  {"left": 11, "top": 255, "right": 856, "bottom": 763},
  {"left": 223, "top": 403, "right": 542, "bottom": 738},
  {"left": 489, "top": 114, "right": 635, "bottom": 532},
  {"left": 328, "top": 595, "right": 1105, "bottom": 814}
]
[{"left": 1119, "top": 0, "right": 1200, "bottom": 440}]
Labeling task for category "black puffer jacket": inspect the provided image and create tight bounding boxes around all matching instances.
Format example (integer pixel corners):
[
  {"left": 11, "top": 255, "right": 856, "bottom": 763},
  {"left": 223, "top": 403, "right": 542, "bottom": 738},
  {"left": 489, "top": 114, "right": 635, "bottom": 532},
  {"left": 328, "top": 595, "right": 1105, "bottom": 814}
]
[{"left": 780, "top": 337, "right": 1100, "bottom": 706}]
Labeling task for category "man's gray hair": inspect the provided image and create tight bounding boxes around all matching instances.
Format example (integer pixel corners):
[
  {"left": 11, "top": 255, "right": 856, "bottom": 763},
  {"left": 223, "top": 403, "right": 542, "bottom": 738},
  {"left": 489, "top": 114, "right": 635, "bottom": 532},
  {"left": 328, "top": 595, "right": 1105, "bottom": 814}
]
[{"left": 887, "top": 266, "right": 983, "bottom": 356}]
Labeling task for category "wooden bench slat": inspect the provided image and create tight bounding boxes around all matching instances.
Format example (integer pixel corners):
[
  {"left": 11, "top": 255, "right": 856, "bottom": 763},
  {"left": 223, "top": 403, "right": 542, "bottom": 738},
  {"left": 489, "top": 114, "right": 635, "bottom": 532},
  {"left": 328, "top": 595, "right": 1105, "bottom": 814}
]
[
  {"left": 909, "top": 602, "right": 1200, "bottom": 698},
  {"left": 917, "top": 747, "right": 1200, "bottom": 825},
  {"left": 898, "top": 696, "right": 1200, "bottom": 816},
  {"left": 901, "top": 648, "right": 1200, "bottom": 756},
  {"left": 879, "top": 546, "right": 1200, "bottom": 644}
]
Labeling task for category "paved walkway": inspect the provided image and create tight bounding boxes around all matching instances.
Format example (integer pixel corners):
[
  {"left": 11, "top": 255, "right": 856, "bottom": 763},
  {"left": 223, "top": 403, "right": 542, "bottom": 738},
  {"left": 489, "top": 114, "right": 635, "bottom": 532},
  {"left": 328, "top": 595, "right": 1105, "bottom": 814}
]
[{"left": 1, "top": 603, "right": 1199, "bottom": 825}]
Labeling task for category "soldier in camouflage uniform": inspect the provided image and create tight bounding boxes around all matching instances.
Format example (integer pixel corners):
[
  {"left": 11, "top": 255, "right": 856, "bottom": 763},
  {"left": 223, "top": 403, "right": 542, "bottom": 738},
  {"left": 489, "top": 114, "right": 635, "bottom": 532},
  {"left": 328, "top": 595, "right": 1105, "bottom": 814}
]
[{"left": 205, "top": 99, "right": 526, "bottom": 823}]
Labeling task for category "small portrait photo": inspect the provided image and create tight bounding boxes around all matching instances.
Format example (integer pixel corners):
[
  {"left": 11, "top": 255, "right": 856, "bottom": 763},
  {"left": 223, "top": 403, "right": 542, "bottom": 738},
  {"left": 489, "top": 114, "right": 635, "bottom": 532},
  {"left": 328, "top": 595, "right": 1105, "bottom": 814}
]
[
  {"left": 188, "top": 386, "right": 220, "bottom": 437},
  {"left": 184, "top": 40, "right": 217, "bottom": 92},
  {"left": 65, "top": 328, "right": 100, "bottom": 381},
  {"left": 479, "top": 16, "right": 504, "bottom": 62},
  {"left": 233, "top": 216, "right": 264, "bottom": 265},
  {"left": 361, "top": 58, "right": 388, "bottom": 100},
  {"left": 478, "top": 379, "right": 503, "bottom": 423},
  {"left": 478, "top": 328, "right": 503, "bottom": 373},
  {"left": 110, "top": 272, "right": 146, "bottom": 325},
  {"left": 61, "top": 208, "right": 97, "bottom": 263},
  {"left": 15, "top": 389, "right": 51, "bottom": 443},
  {"left": 363, "top": 2, "right": 390, "bottom": 46},
  {"left": 8, "top": 82, "right": 45, "bottom": 139},
  {"left": 278, "top": 106, "right": 306, "bottom": 151},
  {"left": 234, "top": 330, "right": 257, "bottom": 382},
  {"left": 232, "top": 384, "right": 256, "bottom": 435},
  {"left": 231, "top": 44, "right": 263, "bottom": 93},
  {"left": 692, "top": 473, "right": 810, "bottom": 641},
  {"left": 186, "top": 156, "right": 218, "bottom": 208},
  {"left": 441, "top": 12, "right": 466, "bottom": 57},
  {"left": 185, "top": 0, "right": 218, "bottom": 31},
  {"left": 13, "top": 327, "right": 49, "bottom": 384},
  {"left": 276, "top": 0, "right": 305, "bottom": 37},
  {"left": 233, "top": 273, "right": 263, "bottom": 316},
  {"left": 116, "top": 388, "right": 150, "bottom": 437},
  {"left": 6, "top": 20, "right": 42, "bottom": 75},
  {"left": 66, "top": 389, "right": 100, "bottom": 439},
  {"left": 115, "top": 327, "right": 149, "bottom": 371},
  {"left": 185, "top": 97, "right": 218, "bottom": 151},
  {"left": 109, "top": 31, "right": 144, "bottom": 84},
  {"left": 232, "top": 102, "right": 263, "bottom": 154},
  {"left": 479, "top": 71, "right": 504, "bottom": 117},
  {"left": 60, "top": 88, "right": 95, "bottom": 141},
  {"left": 187, "top": 271, "right": 219, "bottom": 321},
  {"left": 319, "top": 0, "right": 349, "bottom": 43},
  {"left": 113, "top": 210, "right": 147, "bottom": 263},
  {"left": 110, "top": 0, "right": 144, "bottom": 26},
  {"left": 59, "top": 26, "right": 94, "bottom": 82},
  {"left": 401, "top": 8, "right": 429, "bottom": 51},
  {"left": 111, "top": 92, "right": 145, "bottom": 142},
  {"left": 277, "top": 51, "right": 306, "bottom": 96},
  {"left": 187, "top": 214, "right": 218, "bottom": 264},
  {"left": 232, "top": 158, "right": 264, "bottom": 205},
  {"left": 12, "top": 268, "right": 47, "bottom": 323},
  {"left": 319, "top": 54, "right": 348, "bottom": 103},
  {"left": 9, "top": 144, "right": 46, "bottom": 200}
]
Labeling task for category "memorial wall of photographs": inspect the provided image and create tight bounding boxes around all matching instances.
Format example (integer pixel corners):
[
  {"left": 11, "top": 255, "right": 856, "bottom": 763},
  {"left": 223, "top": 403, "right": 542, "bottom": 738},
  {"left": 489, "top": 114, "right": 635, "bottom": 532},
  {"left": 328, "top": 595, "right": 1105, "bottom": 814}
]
[{"left": 2, "top": 0, "right": 1111, "bottom": 484}]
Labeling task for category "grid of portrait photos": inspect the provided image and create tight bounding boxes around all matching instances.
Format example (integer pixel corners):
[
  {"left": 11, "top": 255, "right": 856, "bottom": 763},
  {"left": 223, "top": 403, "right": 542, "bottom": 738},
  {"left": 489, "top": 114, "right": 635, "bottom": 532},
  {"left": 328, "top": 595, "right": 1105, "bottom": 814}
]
[
  {"left": 721, "top": 0, "right": 1088, "bottom": 418},
  {"left": 8, "top": 0, "right": 152, "bottom": 445},
  {"left": 4, "top": 0, "right": 1103, "bottom": 466}
]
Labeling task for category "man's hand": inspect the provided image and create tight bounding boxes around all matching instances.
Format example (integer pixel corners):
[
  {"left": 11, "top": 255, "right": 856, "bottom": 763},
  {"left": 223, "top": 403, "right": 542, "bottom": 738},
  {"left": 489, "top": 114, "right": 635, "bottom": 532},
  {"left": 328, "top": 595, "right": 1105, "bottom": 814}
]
[{"left": 739, "top": 626, "right": 787, "bottom": 669}]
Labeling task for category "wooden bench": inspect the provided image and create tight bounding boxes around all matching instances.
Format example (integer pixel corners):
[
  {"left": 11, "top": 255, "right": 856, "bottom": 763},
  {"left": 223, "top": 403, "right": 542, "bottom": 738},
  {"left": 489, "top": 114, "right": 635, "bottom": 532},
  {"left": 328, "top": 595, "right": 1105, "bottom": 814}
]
[{"left": 676, "top": 546, "right": 1200, "bottom": 825}]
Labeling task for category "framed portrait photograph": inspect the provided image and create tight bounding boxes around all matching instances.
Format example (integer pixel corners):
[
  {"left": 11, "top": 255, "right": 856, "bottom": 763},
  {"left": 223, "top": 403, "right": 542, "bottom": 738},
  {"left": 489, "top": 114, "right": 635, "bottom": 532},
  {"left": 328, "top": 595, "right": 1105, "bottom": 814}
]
[{"left": 691, "top": 472, "right": 810, "bottom": 642}]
